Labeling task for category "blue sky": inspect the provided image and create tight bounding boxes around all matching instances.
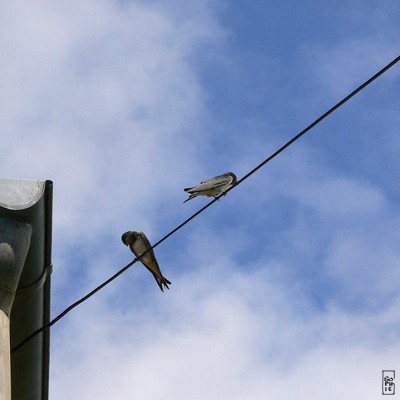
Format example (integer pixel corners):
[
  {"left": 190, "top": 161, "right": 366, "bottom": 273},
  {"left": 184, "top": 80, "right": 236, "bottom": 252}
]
[{"left": 2, "top": 1, "right": 400, "bottom": 398}]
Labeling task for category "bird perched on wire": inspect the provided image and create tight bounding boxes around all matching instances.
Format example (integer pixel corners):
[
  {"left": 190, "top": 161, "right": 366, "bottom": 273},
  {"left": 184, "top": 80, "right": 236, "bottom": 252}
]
[
  {"left": 121, "top": 231, "right": 171, "bottom": 292},
  {"left": 183, "top": 172, "right": 237, "bottom": 203}
]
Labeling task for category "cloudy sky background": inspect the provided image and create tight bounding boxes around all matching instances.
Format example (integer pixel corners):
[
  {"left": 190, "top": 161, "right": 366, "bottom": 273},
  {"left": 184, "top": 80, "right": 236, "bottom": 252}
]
[{"left": 2, "top": 1, "right": 400, "bottom": 398}]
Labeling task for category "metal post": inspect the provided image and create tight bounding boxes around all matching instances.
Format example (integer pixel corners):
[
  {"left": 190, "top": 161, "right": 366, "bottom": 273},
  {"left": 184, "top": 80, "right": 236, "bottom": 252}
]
[
  {"left": 0, "top": 220, "right": 32, "bottom": 400},
  {"left": 0, "top": 309, "right": 11, "bottom": 400}
]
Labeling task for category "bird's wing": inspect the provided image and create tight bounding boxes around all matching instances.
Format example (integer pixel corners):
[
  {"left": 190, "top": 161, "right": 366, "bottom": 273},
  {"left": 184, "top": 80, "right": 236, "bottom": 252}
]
[
  {"left": 137, "top": 233, "right": 164, "bottom": 273},
  {"left": 138, "top": 232, "right": 152, "bottom": 252},
  {"left": 137, "top": 233, "right": 157, "bottom": 262},
  {"left": 186, "top": 174, "right": 234, "bottom": 193},
  {"left": 138, "top": 234, "right": 171, "bottom": 291}
]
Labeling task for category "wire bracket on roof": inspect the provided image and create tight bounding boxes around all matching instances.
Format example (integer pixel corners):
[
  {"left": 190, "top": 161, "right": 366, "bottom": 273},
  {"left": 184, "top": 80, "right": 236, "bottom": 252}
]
[{"left": 16, "top": 263, "right": 53, "bottom": 297}]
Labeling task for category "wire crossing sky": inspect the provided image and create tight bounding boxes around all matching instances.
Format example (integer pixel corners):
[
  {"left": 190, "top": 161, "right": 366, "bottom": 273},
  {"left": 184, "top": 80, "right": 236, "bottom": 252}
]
[{"left": 11, "top": 54, "right": 400, "bottom": 354}]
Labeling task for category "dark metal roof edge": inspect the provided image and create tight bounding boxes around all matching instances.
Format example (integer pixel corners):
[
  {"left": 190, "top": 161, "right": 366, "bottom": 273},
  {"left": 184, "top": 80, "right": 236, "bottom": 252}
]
[
  {"left": 42, "top": 180, "right": 53, "bottom": 400},
  {"left": 6, "top": 179, "right": 54, "bottom": 399}
]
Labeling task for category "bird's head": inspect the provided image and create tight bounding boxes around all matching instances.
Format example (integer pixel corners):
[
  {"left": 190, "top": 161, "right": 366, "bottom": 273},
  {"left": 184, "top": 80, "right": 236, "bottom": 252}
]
[
  {"left": 121, "top": 231, "right": 140, "bottom": 246},
  {"left": 228, "top": 172, "right": 238, "bottom": 185},
  {"left": 121, "top": 231, "right": 132, "bottom": 246}
]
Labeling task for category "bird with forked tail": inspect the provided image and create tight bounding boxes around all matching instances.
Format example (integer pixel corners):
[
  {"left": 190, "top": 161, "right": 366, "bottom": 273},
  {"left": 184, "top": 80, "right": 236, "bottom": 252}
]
[
  {"left": 183, "top": 172, "right": 237, "bottom": 203},
  {"left": 122, "top": 231, "right": 171, "bottom": 292}
]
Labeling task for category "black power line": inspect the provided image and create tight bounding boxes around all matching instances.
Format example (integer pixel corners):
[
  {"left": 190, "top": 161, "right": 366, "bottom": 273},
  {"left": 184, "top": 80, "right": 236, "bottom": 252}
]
[
  {"left": 11, "top": 54, "right": 400, "bottom": 354},
  {"left": 235, "top": 55, "right": 400, "bottom": 188}
]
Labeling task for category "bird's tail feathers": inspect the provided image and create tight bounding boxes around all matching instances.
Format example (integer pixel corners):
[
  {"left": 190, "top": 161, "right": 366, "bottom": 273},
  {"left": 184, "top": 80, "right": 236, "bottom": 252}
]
[
  {"left": 158, "top": 276, "right": 171, "bottom": 292},
  {"left": 183, "top": 194, "right": 196, "bottom": 203},
  {"left": 164, "top": 277, "right": 171, "bottom": 285}
]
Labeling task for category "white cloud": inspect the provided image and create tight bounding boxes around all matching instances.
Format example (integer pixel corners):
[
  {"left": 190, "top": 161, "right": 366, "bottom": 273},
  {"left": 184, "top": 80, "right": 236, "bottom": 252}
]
[
  {"left": 0, "top": 0, "right": 225, "bottom": 242},
  {"left": 50, "top": 262, "right": 400, "bottom": 399}
]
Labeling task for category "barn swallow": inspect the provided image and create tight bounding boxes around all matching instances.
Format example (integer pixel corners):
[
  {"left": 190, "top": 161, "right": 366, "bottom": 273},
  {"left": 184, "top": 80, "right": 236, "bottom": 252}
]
[
  {"left": 121, "top": 231, "right": 171, "bottom": 292},
  {"left": 183, "top": 172, "right": 237, "bottom": 203}
]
